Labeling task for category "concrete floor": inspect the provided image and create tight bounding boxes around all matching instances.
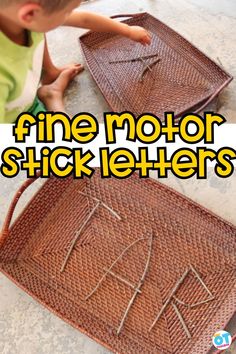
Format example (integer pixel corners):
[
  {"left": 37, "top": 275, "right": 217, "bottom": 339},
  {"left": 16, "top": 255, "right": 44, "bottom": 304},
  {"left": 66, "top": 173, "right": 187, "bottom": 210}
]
[
  {"left": 1, "top": 1, "right": 236, "bottom": 353},
  {"left": 46, "top": 0, "right": 236, "bottom": 122}
]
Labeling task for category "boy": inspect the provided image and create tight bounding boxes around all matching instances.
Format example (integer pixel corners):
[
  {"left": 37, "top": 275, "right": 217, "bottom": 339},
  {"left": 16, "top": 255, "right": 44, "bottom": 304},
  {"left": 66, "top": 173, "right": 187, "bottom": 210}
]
[{"left": 0, "top": 0, "right": 151, "bottom": 123}]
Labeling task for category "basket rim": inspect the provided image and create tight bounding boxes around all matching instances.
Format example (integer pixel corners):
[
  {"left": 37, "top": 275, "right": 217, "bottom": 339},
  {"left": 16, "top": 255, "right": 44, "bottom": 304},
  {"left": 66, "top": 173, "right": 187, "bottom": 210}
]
[{"left": 0, "top": 172, "right": 236, "bottom": 354}]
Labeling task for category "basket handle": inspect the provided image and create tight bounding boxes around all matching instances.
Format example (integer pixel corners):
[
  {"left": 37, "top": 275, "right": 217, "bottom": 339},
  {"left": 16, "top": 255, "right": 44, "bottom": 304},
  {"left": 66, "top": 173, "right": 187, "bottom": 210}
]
[
  {"left": 193, "top": 91, "right": 220, "bottom": 115},
  {"left": 192, "top": 77, "right": 233, "bottom": 115},
  {"left": 110, "top": 13, "right": 145, "bottom": 20},
  {"left": 0, "top": 171, "right": 42, "bottom": 248}
]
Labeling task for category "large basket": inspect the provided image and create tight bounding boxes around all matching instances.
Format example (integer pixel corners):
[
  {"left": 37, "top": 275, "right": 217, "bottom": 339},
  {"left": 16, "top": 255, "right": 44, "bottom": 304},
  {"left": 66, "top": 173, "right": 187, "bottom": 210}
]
[
  {"left": 79, "top": 13, "right": 233, "bottom": 119},
  {"left": 0, "top": 172, "right": 235, "bottom": 353}
]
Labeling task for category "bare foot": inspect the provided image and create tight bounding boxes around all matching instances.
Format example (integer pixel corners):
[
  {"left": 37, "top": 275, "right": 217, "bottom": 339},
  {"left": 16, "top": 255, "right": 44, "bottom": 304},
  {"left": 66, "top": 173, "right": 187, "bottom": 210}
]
[
  {"left": 38, "top": 67, "right": 80, "bottom": 112},
  {"left": 42, "top": 63, "right": 84, "bottom": 85}
]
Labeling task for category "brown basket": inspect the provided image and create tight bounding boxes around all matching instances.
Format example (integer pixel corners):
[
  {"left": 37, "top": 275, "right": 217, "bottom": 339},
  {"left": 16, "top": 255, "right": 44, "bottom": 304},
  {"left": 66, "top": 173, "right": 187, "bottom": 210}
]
[
  {"left": 0, "top": 172, "right": 235, "bottom": 354},
  {"left": 79, "top": 13, "right": 233, "bottom": 119}
]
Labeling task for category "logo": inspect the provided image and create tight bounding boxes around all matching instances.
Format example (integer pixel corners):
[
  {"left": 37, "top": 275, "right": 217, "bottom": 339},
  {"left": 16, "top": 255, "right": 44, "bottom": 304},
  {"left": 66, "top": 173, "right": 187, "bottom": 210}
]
[{"left": 212, "top": 331, "right": 232, "bottom": 350}]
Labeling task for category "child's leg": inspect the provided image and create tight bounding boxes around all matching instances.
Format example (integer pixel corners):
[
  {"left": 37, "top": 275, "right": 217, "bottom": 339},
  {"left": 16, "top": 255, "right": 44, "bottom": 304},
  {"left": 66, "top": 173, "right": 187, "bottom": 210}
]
[
  {"left": 38, "top": 67, "right": 82, "bottom": 112},
  {"left": 42, "top": 37, "right": 83, "bottom": 85}
]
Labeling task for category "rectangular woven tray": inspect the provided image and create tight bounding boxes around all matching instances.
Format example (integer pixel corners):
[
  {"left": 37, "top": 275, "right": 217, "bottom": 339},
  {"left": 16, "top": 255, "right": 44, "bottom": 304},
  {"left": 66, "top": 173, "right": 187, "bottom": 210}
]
[
  {"left": 79, "top": 12, "right": 233, "bottom": 119},
  {"left": 0, "top": 172, "right": 235, "bottom": 353}
]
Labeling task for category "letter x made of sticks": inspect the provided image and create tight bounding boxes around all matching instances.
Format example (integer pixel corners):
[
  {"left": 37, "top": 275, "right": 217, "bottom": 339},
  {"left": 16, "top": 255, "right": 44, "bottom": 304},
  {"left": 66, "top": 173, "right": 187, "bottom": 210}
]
[{"left": 109, "top": 53, "right": 161, "bottom": 83}]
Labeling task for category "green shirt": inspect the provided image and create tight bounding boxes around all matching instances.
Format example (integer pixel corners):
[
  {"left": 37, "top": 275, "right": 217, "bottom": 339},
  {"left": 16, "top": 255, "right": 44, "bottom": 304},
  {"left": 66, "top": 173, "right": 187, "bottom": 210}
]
[{"left": 0, "top": 31, "right": 45, "bottom": 123}]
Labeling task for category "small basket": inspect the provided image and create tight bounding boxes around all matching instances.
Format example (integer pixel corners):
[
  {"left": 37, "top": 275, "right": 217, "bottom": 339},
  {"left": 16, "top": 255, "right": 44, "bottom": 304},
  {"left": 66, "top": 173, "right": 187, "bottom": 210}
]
[
  {"left": 0, "top": 171, "right": 235, "bottom": 353},
  {"left": 79, "top": 13, "right": 233, "bottom": 119}
]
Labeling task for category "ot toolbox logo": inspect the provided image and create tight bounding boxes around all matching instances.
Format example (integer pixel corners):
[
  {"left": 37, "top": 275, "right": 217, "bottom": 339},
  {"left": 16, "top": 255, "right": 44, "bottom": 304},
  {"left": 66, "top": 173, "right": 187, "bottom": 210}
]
[{"left": 212, "top": 331, "right": 232, "bottom": 351}]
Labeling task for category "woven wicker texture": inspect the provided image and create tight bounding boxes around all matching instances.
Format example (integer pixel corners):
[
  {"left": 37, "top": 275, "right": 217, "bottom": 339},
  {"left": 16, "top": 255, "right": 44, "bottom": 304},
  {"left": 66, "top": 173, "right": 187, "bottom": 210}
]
[
  {"left": 79, "top": 13, "right": 233, "bottom": 119},
  {"left": 0, "top": 172, "right": 235, "bottom": 354}
]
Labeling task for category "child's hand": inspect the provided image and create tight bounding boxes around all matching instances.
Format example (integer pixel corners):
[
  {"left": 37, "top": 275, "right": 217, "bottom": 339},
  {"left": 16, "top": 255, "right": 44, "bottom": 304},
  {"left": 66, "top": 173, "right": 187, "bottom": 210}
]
[{"left": 128, "top": 26, "right": 151, "bottom": 45}]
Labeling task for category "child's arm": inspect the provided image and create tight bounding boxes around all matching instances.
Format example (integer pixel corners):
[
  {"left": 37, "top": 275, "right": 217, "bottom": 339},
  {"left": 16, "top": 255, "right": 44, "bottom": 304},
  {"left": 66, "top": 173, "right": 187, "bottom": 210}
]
[
  {"left": 0, "top": 84, "right": 9, "bottom": 124},
  {"left": 64, "top": 11, "right": 151, "bottom": 45}
]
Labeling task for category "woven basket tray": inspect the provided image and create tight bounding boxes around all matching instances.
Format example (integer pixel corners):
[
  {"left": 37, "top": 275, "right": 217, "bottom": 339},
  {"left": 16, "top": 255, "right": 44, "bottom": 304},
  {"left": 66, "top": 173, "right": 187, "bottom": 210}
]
[
  {"left": 79, "top": 13, "right": 233, "bottom": 119},
  {"left": 0, "top": 172, "right": 235, "bottom": 354}
]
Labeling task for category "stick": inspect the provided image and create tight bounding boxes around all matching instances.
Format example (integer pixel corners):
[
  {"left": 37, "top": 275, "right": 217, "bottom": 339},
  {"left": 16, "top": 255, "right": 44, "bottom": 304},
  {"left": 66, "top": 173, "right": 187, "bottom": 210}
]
[
  {"left": 109, "top": 58, "right": 139, "bottom": 64},
  {"left": 141, "top": 57, "right": 161, "bottom": 70},
  {"left": 173, "top": 295, "right": 215, "bottom": 308},
  {"left": 149, "top": 269, "right": 190, "bottom": 332},
  {"left": 139, "top": 57, "right": 161, "bottom": 82},
  {"left": 78, "top": 191, "right": 121, "bottom": 220},
  {"left": 189, "top": 265, "right": 213, "bottom": 298},
  {"left": 60, "top": 202, "right": 100, "bottom": 273},
  {"left": 150, "top": 57, "right": 161, "bottom": 67},
  {"left": 117, "top": 233, "right": 154, "bottom": 335},
  {"left": 190, "top": 297, "right": 215, "bottom": 308},
  {"left": 109, "top": 53, "right": 160, "bottom": 64},
  {"left": 139, "top": 67, "right": 154, "bottom": 82},
  {"left": 117, "top": 288, "right": 141, "bottom": 336},
  {"left": 173, "top": 294, "right": 215, "bottom": 309},
  {"left": 173, "top": 296, "right": 191, "bottom": 308},
  {"left": 172, "top": 302, "right": 192, "bottom": 339},
  {"left": 139, "top": 57, "right": 154, "bottom": 82},
  {"left": 217, "top": 57, "right": 224, "bottom": 67},
  {"left": 85, "top": 237, "right": 147, "bottom": 301},
  {"left": 140, "top": 57, "right": 153, "bottom": 70},
  {"left": 104, "top": 268, "right": 142, "bottom": 293}
]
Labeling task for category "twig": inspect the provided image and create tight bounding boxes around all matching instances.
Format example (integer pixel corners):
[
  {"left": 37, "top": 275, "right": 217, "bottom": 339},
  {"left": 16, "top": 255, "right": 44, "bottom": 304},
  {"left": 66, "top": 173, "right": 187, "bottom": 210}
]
[
  {"left": 109, "top": 54, "right": 161, "bottom": 83},
  {"left": 117, "top": 288, "right": 141, "bottom": 336},
  {"left": 173, "top": 294, "right": 215, "bottom": 309},
  {"left": 149, "top": 269, "right": 190, "bottom": 332},
  {"left": 139, "top": 58, "right": 154, "bottom": 83},
  {"left": 216, "top": 57, "right": 224, "bottom": 67},
  {"left": 78, "top": 191, "right": 121, "bottom": 220},
  {"left": 139, "top": 57, "right": 161, "bottom": 82},
  {"left": 173, "top": 296, "right": 191, "bottom": 308},
  {"left": 85, "top": 237, "right": 147, "bottom": 301},
  {"left": 173, "top": 295, "right": 215, "bottom": 309},
  {"left": 149, "top": 265, "right": 214, "bottom": 333},
  {"left": 117, "top": 233, "right": 154, "bottom": 335},
  {"left": 141, "top": 57, "right": 161, "bottom": 70},
  {"left": 172, "top": 302, "right": 192, "bottom": 339},
  {"left": 140, "top": 57, "right": 152, "bottom": 70},
  {"left": 104, "top": 268, "right": 142, "bottom": 293},
  {"left": 189, "top": 265, "right": 213, "bottom": 298},
  {"left": 109, "top": 58, "right": 139, "bottom": 64},
  {"left": 151, "top": 57, "right": 161, "bottom": 66},
  {"left": 109, "top": 53, "right": 160, "bottom": 64},
  {"left": 60, "top": 202, "right": 101, "bottom": 273},
  {"left": 190, "top": 297, "right": 215, "bottom": 308}
]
